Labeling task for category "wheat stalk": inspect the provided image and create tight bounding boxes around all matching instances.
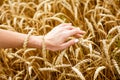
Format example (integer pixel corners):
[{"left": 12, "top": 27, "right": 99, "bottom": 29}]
[
  {"left": 72, "top": 67, "right": 85, "bottom": 80},
  {"left": 93, "top": 66, "right": 106, "bottom": 80}
]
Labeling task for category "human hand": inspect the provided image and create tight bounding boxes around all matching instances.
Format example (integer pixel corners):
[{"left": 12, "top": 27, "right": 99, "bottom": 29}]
[
  {"left": 0, "top": 23, "right": 85, "bottom": 49},
  {"left": 44, "top": 23, "right": 85, "bottom": 51}
]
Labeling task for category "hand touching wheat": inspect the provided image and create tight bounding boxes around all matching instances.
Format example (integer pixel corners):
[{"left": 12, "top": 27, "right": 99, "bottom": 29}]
[
  {"left": 0, "top": 23, "right": 85, "bottom": 51},
  {"left": 43, "top": 23, "right": 85, "bottom": 51}
]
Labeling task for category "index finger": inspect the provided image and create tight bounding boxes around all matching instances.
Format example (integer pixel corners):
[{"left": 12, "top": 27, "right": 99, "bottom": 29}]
[{"left": 66, "top": 28, "right": 85, "bottom": 37}]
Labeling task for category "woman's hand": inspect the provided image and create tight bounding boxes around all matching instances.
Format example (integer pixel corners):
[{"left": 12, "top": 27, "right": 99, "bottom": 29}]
[
  {"left": 44, "top": 23, "right": 85, "bottom": 51},
  {"left": 0, "top": 23, "right": 85, "bottom": 51}
]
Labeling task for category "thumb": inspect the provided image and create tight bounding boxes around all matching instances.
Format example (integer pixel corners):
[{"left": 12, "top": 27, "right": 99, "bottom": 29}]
[{"left": 61, "top": 39, "right": 79, "bottom": 49}]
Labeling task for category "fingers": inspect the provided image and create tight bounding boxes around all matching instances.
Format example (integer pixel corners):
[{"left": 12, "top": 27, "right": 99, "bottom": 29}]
[
  {"left": 74, "top": 34, "right": 83, "bottom": 38},
  {"left": 51, "top": 39, "right": 79, "bottom": 51},
  {"left": 58, "top": 23, "right": 85, "bottom": 33},
  {"left": 59, "top": 23, "right": 85, "bottom": 38},
  {"left": 65, "top": 28, "right": 86, "bottom": 38},
  {"left": 61, "top": 39, "right": 79, "bottom": 49},
  {"left": 75, "top": 28, "right": 86, "bottom": 34}
]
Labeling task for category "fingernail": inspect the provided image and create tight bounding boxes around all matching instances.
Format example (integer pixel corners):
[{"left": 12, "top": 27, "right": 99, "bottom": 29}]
[{"left": 74, "top": 39, "right": 79, "bottom": 43}]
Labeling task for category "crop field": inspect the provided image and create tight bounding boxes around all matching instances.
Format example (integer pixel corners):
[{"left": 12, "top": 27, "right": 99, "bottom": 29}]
[{"left": 0, "top": 0, "right": 120, "bottom": 80}]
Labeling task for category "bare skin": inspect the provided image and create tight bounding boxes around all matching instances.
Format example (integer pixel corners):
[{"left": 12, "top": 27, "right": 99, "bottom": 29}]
[{"left": 0, "top": 23, "right": 85, "bottom": 51}]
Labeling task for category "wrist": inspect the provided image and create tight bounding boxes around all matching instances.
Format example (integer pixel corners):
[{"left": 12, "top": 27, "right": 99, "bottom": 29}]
[
  {"left": 44, "top": 36, "right": 56, "bottom": 51},
  {"left": 27, "top": 35, "right": 55, "bottom": 50},
  {"left": 27, "top": 35, "right": 43, "bottom": 48}
]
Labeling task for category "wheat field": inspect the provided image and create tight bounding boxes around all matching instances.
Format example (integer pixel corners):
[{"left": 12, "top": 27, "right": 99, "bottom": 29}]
[{"left": 0, "top": 0, "right": 120, "bottom": 80}]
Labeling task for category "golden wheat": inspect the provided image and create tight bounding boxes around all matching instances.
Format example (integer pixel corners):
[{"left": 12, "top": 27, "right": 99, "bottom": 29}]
[{"left": 0, "top": 0, "right": 120, "bottom": 80}]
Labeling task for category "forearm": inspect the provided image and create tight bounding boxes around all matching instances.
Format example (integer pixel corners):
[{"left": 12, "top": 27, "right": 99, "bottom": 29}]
[
  {"left": 0, "top": 29, "right": 42, "bottom": 48},
  {"left": 0, "top": 23, "right": 85, "bottom": 51}
]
